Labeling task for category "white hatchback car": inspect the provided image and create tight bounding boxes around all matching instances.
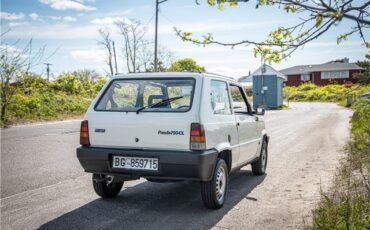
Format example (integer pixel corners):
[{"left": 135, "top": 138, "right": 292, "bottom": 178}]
[{"left": 77, "top": 72, "right": 269, "bottom": 209}]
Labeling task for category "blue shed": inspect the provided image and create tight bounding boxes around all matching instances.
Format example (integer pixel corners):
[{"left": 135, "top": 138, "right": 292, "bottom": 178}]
[{"left": 252, "top": 64, "right": 287, "bottom": 109}]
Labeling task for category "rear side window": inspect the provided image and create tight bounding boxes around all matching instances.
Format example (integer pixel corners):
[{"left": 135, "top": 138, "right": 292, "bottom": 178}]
[
  {"left": 95, "top": 78, "right": 195, "bottom": 112},
  {"left": 210, "top": 80, "right": 231, "bottom": 115}
]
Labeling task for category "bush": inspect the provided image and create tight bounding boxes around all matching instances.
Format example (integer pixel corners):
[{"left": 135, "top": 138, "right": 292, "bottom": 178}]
[
  {"left": 285, "top": 83, "right": 370, "bottom": 103},
  {"left": 8, "top": 91, "right": 92, "bottom": 123},
  {"left": 4, "top": 71, "right": 106, "bottom": 125}
]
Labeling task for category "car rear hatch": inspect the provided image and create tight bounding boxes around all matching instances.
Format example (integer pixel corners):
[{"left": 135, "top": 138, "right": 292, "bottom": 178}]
[{"left": 86, "top": 77, "right": 200, "bottom": 151}]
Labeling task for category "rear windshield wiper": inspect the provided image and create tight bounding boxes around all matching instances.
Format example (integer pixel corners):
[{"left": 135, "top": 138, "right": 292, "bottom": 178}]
[{"left": 136, "top": 96, "right": 184, "bottom": 114}]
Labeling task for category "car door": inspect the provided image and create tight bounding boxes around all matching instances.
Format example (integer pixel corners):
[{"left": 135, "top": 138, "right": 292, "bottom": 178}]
[{"left": 229, "top": 84, "right": 260, "bottom": 165}]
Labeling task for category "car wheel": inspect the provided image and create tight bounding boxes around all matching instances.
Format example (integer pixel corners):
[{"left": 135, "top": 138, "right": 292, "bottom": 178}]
[
  {"left": 251, "top": 139, "right": 268, "bottom": 175},
  {"left": 200, "top": 158, "right": 229, "bottom": 209},
  {"left": 92, "top": 174, "right": 123, "bottom": 198}
]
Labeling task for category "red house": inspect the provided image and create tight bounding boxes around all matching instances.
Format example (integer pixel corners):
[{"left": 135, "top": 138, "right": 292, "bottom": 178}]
[{"left": 280, "top": 58, "right": 363, "bottom": 86}]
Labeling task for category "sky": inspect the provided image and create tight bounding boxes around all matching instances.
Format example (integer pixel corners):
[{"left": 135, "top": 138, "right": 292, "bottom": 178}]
[{"left": 1, "top": 0, "right": 369, "bottom": 79}]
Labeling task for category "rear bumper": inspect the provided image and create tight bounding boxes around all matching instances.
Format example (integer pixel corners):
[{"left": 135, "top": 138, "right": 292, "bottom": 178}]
[{"left": 76, "top": 147, "right": 218, "bottom": 181}]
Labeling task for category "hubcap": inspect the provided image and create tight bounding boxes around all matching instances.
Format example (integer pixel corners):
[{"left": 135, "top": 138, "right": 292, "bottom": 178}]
[{"left": 215, "top": 166, "right": 226, "bottom": 202}]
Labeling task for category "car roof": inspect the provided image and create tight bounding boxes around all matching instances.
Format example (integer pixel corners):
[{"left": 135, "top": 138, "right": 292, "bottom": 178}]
[{"left": 112, "top": 72, "right": 239, "bottom": 84}]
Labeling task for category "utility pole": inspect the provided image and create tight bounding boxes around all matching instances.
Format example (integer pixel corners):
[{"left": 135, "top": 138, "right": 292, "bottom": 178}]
[
  {"left": 154, "top": 0, "right": 168, "bottom": 72},
  {"left": 44, "top": 63, "right": 52, "bottom": 82},
  {"left": 112, "top": 41, "right": 118, "bottom": 74}
]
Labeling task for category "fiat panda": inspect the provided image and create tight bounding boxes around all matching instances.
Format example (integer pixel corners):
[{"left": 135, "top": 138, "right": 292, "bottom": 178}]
[{"left": 77, "top": 72, "right": 268, "bottom": 209}]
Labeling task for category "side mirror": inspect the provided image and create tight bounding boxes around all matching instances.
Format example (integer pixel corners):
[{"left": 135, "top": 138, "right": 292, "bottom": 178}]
[{"left": 255, "top": 108, "right": 265, "bottom": 115}]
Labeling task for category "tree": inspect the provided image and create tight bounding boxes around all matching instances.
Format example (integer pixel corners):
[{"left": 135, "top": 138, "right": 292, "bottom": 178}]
[
  {"left": 98, "top": 29, "right": 114, "bottom": 75},
  {"left": 169, "top": 58, "right": 206, "bottom": 72},
  {"left": 0, "top": 36, "right": 52, "bottom": 123},
  {"left": 116, "top": 19, "right": 147, "bottom": 73},
  {"left": 353, "top": 54, "right": 370, "bottom": 84},
  {"left": 176, "top": 0, "right": 370, "bottom": 63},
  {"left": 143, "top": 45, "right": 175, "bottom": 72}
]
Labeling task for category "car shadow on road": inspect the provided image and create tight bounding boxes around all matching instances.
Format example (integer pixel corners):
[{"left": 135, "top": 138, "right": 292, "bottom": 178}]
[{"left": 40, "top": 169, "right": 266, "bottom": 230}]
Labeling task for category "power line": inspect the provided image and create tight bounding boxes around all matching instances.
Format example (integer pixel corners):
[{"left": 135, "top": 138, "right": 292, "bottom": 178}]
[
  {"left": 145, "top": 12, "right": 156, "bottom": 26},
  {"left": 159, "top": 9, "right": 177, "bottom": 26}
]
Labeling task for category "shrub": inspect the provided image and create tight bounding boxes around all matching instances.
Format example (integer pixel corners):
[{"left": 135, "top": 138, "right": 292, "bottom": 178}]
[
  {"left": 285, "top": 84, "right": 370, "bottom": 102},
  {"left": 3, "top": 71, "right": 105, "bottom": 125}
]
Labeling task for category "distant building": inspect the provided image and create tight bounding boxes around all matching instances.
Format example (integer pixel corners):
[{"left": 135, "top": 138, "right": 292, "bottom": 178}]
[
  {"left": 252, "top": 64, "right": 286, "bottom": 109},
  {"left": 280, "top": 58, "right": 363, "bottom": 86},
  {"left": 238, "top": 71, "right": 253, "bottom": 87}
]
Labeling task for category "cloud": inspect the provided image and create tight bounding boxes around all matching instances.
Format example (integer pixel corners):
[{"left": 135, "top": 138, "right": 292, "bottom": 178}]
[
  {"left": 0, "top": 44, "right": 21, "bottom": 53},
  {"left": 63, "top": 16, "right": 77, "bottom": 22},
  {"left": 38, "top": 0, "right": 96, "bottom": 11},
  {"left": 8, "top": 21, "right": 30, "bottom": 27},
  {"left": 70, "top": 49, "right": 106, "bottom": 62},
  {"left": 29, "top": 13, "right": 39, "bottom": 20},
  {"left": 91, "top": 17, "right": 130, "bottom": 26},
  {"left": 0, "top": 12, "right": 25, "bottom": 21},
  {"left": 30, "top": 14, "right": 77, "bottom": 22},
  {"left": 3, "top": 23, "right": 99, "bottom": 39}
]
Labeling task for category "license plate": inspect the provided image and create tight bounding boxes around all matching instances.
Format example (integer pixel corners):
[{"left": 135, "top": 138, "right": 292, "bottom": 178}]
[{"left": 112, "top": 156, "right": 159, "bottom": 171}]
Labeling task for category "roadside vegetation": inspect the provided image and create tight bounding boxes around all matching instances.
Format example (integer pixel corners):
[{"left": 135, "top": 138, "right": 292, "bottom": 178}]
[
  {"left": 306, "top": 99, "right": 370, "bottom": 229},
  {"left": 2, "top": 70, "right": 106, "bottom": 127}
]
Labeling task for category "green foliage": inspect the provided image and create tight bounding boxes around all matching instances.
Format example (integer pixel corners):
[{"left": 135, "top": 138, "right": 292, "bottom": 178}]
[
  {"left": 4, "top": 71, "right": 107, "bottom": 125},
  {"left": 353, "top": 55, "right": 370, "bottom": 84},
  {"left": 169, "top": 58, "right": 206, "bottom": 72},
  {"left": 284, "top": 83, "right": 370, "bottom": 103},
  {"left": 307, "top": 100, "right": 370, "bottom": 229},
  {"left": 9, "top": 92, "right": 92, "bottom": 122}
]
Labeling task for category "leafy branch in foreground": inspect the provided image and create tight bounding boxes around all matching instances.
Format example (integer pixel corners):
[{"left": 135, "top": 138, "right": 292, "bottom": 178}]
[{"left": 177, "top": 0, "right": 370, "bottom": 63}]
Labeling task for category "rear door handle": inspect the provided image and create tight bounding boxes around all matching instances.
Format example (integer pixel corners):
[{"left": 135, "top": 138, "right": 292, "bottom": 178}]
[{"left": 236, "top": 122, "right": 240, "bottom": 126}]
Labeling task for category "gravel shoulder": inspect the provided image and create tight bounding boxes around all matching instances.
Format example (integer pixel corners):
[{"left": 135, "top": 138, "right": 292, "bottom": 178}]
[{"left": 0, "top": 102, "right": 352, "bottom": 230}]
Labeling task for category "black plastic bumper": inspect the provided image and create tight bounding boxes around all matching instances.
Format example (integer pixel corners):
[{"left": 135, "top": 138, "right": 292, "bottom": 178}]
[{"left": 76, "top": 147, "right": 219, "bottom": 181}]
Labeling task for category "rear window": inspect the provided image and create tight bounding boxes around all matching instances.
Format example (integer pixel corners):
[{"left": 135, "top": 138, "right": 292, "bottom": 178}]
[{"left": 95, "top": 78, "right": 195, "bottom": 112}]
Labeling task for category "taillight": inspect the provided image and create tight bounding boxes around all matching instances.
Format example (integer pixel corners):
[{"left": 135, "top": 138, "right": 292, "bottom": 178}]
[
  {"left": 190, "top": 123, "right": 206, "bottom": 150},
  {"left": 80, "top": 120, "right": 90, "bottom": 146}
]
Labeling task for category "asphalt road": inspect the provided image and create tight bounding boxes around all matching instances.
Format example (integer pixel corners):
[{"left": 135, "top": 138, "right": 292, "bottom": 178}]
[{"left": 1, "top": 103, "right": 352, "bottom": 230}]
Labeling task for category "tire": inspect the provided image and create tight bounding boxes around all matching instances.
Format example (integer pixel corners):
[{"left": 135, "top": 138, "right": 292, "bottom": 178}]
[
  {"left": 201, "top": 158, "right": 229, "bottom": 209},
  {"left": 251, "top": 139, "right": 268, "bottom": 175},
  {"left": 92, "top": 174, "right": 123, "bottom": 198}
]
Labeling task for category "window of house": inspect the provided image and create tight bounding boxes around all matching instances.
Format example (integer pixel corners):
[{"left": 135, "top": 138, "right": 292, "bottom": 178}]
[
  {"left": 210, "top": 80, "right": 231, "bottom": 115},
  {"left": 300, "top": 74, "right": 310, "bottom": 81},
  {"left": 321, "top": 70, "right": 349, "bottom": 79}
]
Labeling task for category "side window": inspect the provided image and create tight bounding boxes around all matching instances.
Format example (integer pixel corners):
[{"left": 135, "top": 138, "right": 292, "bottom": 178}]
[
  {"left": 230, "top": 85, "right": 250, "bottom": 114},
  {"left": 210, "top": 80, "right": 231, "bottom": 115}
]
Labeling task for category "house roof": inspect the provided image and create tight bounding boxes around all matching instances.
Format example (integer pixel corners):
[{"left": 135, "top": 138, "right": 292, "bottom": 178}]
[
  {"left": 252, "top": 64, "right": 287, "bottom": 81},
  {"left": 280, "top": 62, "right": 363, "bottom": 75},
  {"left": 238, "top": 75, "right": 252, "bottom": 82}
]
